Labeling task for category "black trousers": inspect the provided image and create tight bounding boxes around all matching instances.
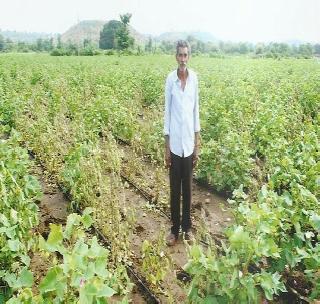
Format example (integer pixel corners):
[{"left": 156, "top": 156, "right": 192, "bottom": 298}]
[{"left": 170, "top": 152, "right": 193, "bottom": 237}]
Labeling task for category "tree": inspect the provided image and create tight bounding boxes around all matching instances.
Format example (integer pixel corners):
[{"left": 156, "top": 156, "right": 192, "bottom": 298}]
[
  {"left": 314, "top": 44, "right": 320, "bottom": 55},
  {"left": 5, "top": 38, "right": 13, "bottom": 51},
  {"left": 49, "top": 38, "right": 54, "bottom": 50},
  {"left": 116, "top": 13, "right": 134, "bottom": 50},
  {"left": 99, "top": 20, "right": 122, "bottom": 49},
  {"left": 255, "top": 43, "right": 265, "bottom": 55},
  {"left": 299, "top": 43, "right": 313, "bottom": 58},
  {"left": 145, "top": 37, "right": 153, "bottom": 52},
  {"left": 36, "top": 38, "right": 43, "bottom": 51},
  {"left": 160, "top": 40, "right": 174, "bottom": 54},
  {"left": 0, "top": 34, "right": 5, "bottom": 51},
  {"left": 17, "top": 41, "right": 28, "bottom": 52},
  {"left": 57, "top": 34, "right": 62, "bottom": 49},
  {"left": 83, "top": 38, "right": 91, "bottom": 48},
  {"left": 239, "top": 42, "right": 249, "bottom": 54},
  {"left": 66, "top": 41, "right": 79, "bottom": 55},
  {"left": 43, "top": 38, "right": 54, "bottom": 52}
]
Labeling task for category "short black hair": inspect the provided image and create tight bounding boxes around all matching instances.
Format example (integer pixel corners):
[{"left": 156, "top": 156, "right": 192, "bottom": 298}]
[{"left": 176, "top": 40, "right": 191, "bottom": 55}]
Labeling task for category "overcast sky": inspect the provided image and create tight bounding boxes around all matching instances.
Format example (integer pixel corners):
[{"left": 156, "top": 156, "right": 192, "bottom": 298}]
[{"left": 0, "top": 0, "right": 319, "bottom": 43}]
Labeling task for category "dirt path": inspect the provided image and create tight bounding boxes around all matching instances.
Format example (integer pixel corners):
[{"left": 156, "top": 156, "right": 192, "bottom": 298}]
[
  {"left": 118, "top": 143, "right": 233, "bottom": 303},
  {"left": 119, "top": 143, "right": 232, "bottom": 237},
  {"left": 29, "top": 161, "right": 147, "bottom": 303}
]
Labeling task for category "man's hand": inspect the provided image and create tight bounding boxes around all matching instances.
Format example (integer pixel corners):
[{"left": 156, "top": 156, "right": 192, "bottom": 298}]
[
  {"left": 193, "top": 132, "right": 200, "bottom": 168},
  {"left": 164, "top": 135, "right": 171, "bottom": 168},
  {"left": 165, "top": 147, "right": 171, "bottom": 168},
  {"left": 193, "top": 146, "right": 200, "bottom": 168}
]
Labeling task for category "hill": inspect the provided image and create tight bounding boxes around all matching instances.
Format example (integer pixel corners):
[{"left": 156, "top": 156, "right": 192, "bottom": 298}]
[{"left": 61, "top": 20, "right": 147, "bottom": 46}]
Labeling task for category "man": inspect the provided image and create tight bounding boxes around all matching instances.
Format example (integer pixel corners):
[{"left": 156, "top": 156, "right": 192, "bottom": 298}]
[{"left": 163, "top": 40, "right": 200, "bottom": 246}]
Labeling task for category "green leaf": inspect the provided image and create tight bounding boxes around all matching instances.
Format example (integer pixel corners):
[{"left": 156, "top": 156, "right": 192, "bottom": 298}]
[
  {"left": 39, "top": 267, "right": 60, "bottom": 293},
  {"left": 0, "top": 214, "right": 10, "bottom": 227},
  {"left": 81, "top": 214, "right": 93, "bottom": 229},
  {"left": 229, "top": 226, "right": 251, "bottom": 249},
  {"left": 83, "top": 207, "right": 94, "bottom": 216},
  {"left": 74, "top": 239, "right": 89, "bottom": 257},
  {"left": 8, "top": 239, "right": 21, "bottom": 251},
  {"left": 94, "top": 258, "right": 110, "bottom": 278},
  {"left": 80, "top": 286, "right": 93, "bottom": 304},
  {"left": 96, "top": 298, "right": 108, "bottom": 304},
  {"left": 2, "top": 225, "right": 17, "bottom": 239},
  {"left": 258, "top": 271, "right": 286, "bottom": 300},
  {"left": 83, "top": 282, "right": 98, "bottom": 296},
  {"left": 88, "top": 236, "right": 107, "bottom": 259},
  {"left": 17, "top": 268, "right": 33, "bottom": 288},
  {"left": 63, "top": 213, "right": 81, "bottom": 240},
  {"left": 81, "top": 208, "right": 94, "bottom": 229},
  {"left": 96, "top": 284, "right": 116, "bottom": 297},
  {"left": 47, "top": 224, "right": 63, "bottom": 251},
  {"left": 190, "top": 244, "right": 202, "bottom": 259},
  {"left": 10, "top": 208, "right": 18, "bottom": 224},
  {"left": 39, "top": 266, "right": 66, "bottom": 298},
  {"left": 310, "top": 213, "right": 320, "bottom": 231},
  {"left": 260, "top": 185, "right": 268, "bottom": 198},
  {"left": 20, "top": 254, "right": 31, "bottom": 267},
  {"left": 38, "top": 235, "right": 48, "bottom": 251},
  {"left": 282, "top": 191, "right": 292, "bottom": 206}
]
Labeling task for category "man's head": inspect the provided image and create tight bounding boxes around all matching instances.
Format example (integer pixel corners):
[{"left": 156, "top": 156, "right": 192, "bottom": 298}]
[{"left": 176, "top": 40, "right": 191, "bottom": 71}]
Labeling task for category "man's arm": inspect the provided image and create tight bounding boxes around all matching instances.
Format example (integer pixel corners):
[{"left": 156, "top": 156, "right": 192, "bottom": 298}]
[
  {"left": 193, "top": 75, "right": 201, "bottom": 167},
  {"left": 164, "top": 76, "right": 171, "bottom": 168},
  {"left": 193, "top": 132, "right": 200, "bottom": 167},
  {"left": 165, "top": 135, "right": 171, "bottom": 168}
]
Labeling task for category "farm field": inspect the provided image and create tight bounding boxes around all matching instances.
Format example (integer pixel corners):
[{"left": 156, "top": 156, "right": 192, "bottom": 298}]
[{"left": 0, "top": 53, "right": 319, "bottom": 303}]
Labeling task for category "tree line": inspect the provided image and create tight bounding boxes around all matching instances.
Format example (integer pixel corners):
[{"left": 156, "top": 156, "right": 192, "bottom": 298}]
[
  {"left": 154, "top": 36, "right": 320, "bottom": 59},
  {"left": 1, "top": 14, "right": 319, "bottom": 58}
]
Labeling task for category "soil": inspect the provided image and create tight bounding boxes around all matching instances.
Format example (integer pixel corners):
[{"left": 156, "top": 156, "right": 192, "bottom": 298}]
[
  {"left": 28, "top": 145, "right": 232, "bottom": 303},
  {"left": 118, "top": 143, "right": 233, "bottom": 303},
  {"left": 29, "top": 162, "right": 148, "bottom": 303},
  {"left": 29, "top": 164, "right": 68, "bottom": 292}
]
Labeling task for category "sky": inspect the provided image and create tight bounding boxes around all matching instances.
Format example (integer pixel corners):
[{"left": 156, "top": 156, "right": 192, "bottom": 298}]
[{"left": 0, "top": 0, "right": 319, "bottom": 43}]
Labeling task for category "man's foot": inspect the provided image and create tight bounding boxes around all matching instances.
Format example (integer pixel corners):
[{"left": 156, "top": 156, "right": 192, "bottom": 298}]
[
  {"left": 183, "top": 230, "right": 195, "bottom": 243},
  {"left": 166, "top": 232, "right": 178, "bottom": 246}
]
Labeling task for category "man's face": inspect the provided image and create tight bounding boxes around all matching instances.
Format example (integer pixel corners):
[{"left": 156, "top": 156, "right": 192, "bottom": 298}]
[{"left": 176, "top": 47, "right": 189, "bottom": 70}]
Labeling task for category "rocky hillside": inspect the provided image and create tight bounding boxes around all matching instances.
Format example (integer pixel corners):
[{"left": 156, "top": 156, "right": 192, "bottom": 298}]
[{"left": 61, "top": 20, "right": 147, "bottom": 46}]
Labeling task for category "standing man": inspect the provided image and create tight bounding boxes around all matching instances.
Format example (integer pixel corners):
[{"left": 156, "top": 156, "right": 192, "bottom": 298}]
[{"left": 164, "top": 40, "right": 201, "bottom": 246}]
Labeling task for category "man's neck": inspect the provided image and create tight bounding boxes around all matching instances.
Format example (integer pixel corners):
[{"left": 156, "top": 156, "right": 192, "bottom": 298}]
[{"left": 177, "top": 68, "right": 188, "bottom": 80}]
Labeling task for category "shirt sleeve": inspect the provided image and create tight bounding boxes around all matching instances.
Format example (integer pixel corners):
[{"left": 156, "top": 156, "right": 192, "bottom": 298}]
[
  {"left": 194, "top": 75, "right": 201, "bottom": 132},
  {"left": 163, "top": 75, "right": 171, "bottom": 135}
]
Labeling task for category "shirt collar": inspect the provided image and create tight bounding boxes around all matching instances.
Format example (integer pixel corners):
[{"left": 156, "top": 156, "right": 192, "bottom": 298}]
[{"left": 174, "top": 68, "right": 189, "bottom": 82}]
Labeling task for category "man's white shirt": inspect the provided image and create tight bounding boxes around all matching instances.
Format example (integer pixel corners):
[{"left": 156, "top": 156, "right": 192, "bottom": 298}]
[{"left": 163, "top": 68, "right": 200, "bottom": 158}]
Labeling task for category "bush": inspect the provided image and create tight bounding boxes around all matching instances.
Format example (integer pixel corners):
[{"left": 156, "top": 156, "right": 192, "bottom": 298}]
[
  {"left": 79, "top": 47, "right": 94, "bottom": 56},
  {"left": 50, "top": 48, "right": 65, "bottom": 56},
  {"left": 104, "top": 49, "right": 115, "bottom": 56}
]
